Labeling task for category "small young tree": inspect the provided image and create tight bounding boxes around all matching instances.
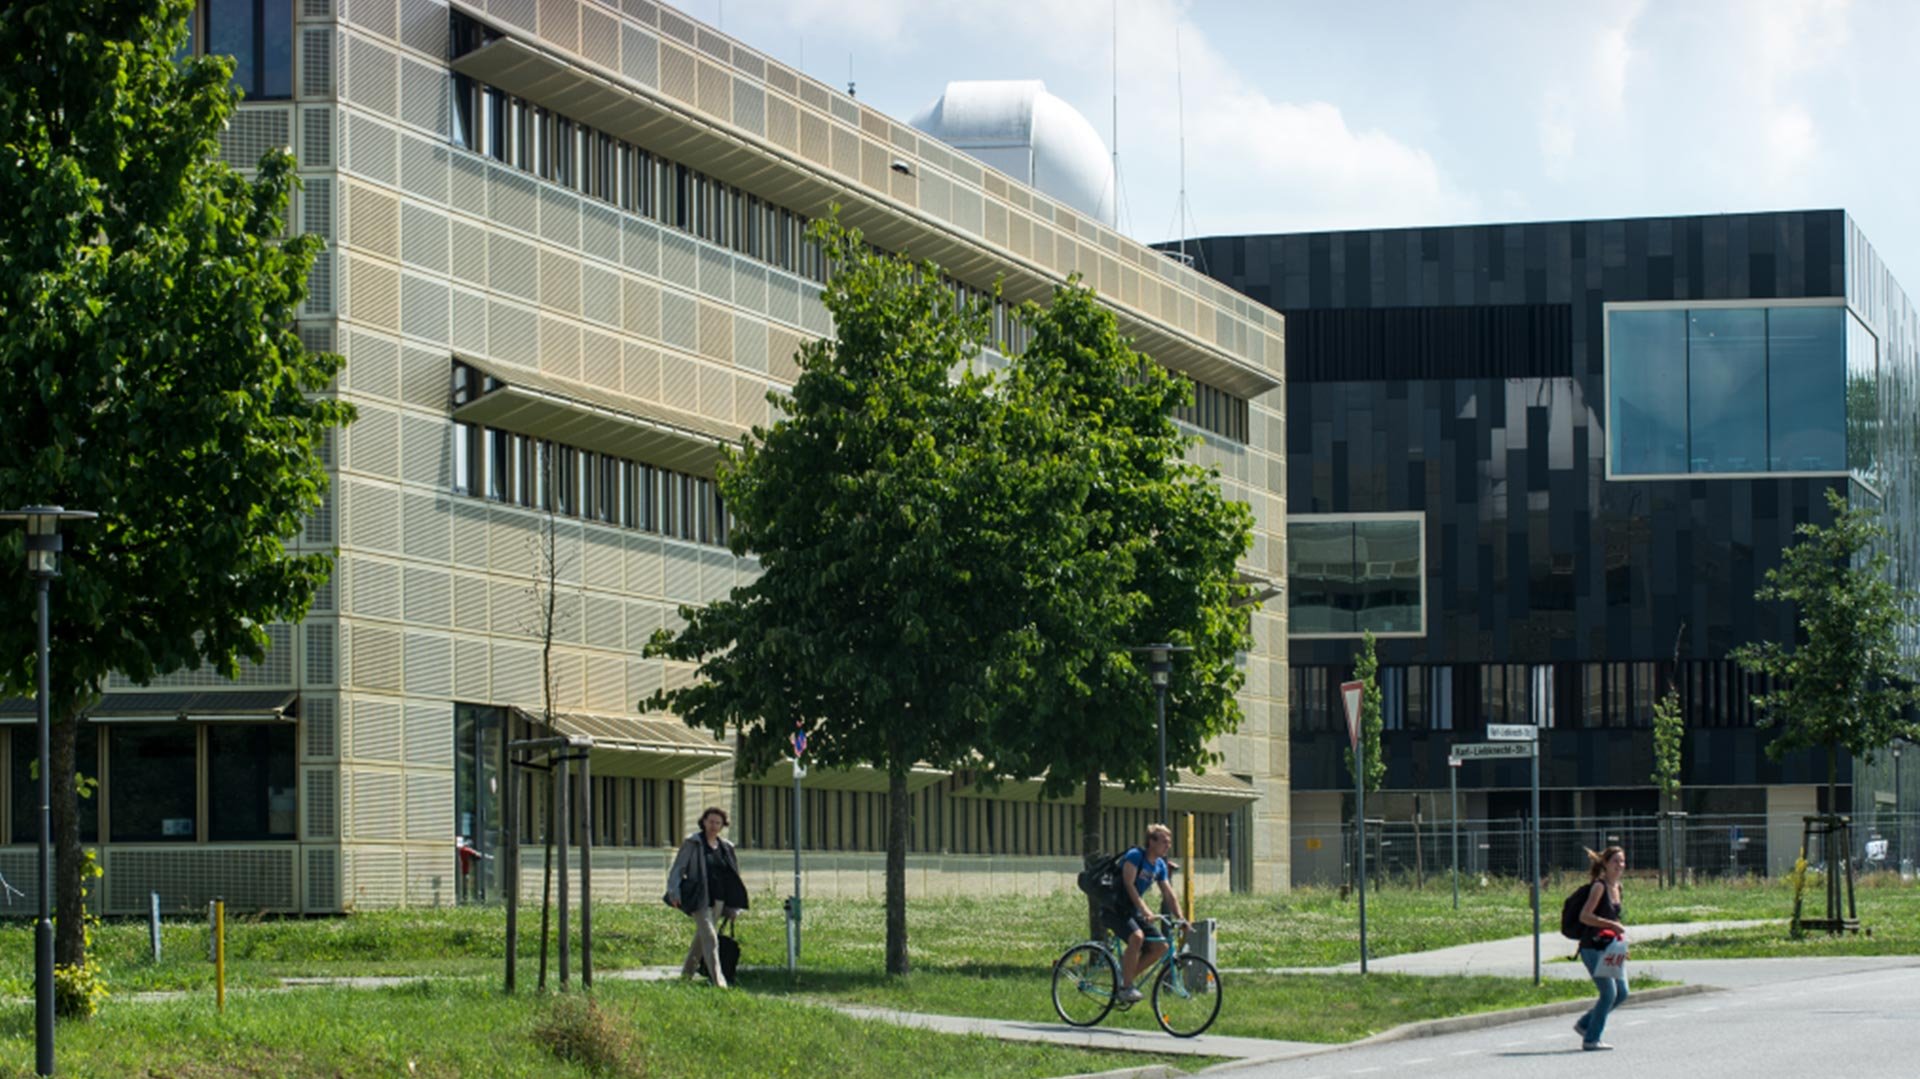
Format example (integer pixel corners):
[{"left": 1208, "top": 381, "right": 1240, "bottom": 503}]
[
  {"left": 1651, "top": 629, "right": 1686, "bottom": 887},
  {"left": 1343, "top": 631, "right": 1386, "bottom": 793},
  {"left": 1732, "top": 489, "right": 1920, "bottom": 812}
]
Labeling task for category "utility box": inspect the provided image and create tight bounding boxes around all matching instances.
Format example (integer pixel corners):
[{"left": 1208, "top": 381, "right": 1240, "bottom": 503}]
[{"left": 1183, "top": 918, "right": 1219, "bottom": 970}]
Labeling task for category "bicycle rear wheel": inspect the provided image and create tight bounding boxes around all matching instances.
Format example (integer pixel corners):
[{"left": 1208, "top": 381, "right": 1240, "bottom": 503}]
[
  {"left": 1152, "top": 953, "right": 1221, "bottom": 1037},
  {"left": 1052, "top": 943, "right": 1118, "bottom": 1027}
]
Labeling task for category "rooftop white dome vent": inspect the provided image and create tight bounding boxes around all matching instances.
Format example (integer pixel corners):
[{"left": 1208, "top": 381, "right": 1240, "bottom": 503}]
[{"left": 910, "top": 80, "right": 1116, "bottom": 228}]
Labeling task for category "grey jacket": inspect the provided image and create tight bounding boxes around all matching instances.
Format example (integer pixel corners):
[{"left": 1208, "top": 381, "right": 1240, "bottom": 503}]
[{"left": 666, "top": 832, "right": 741, "bottom": 915}]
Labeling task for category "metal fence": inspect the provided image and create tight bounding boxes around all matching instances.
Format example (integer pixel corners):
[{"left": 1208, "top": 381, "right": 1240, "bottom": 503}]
[{"left": 1293, "top": 811, "right": 1920, "bottom": 887}]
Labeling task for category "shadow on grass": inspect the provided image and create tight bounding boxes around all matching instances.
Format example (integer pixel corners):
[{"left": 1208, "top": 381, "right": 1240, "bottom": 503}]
[{"left": 740, "top": 962, "right": 1039, "bottom": 998}]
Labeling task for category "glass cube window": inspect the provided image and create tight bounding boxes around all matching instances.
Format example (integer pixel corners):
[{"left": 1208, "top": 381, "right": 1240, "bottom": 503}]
[
  {"left": 1607, "top": 303, "right": 1861, "bottom": 480},
  {"left": 1287, "top": 515, "right": 1424, "bottom": 637}
]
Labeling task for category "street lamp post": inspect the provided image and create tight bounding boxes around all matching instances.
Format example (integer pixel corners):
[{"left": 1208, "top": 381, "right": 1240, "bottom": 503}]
[
  {"left": 1, "top": 505, "right": 97, "bottom": 1078},
  {"left": 1148, "top": 646, "right": 1172, "bottom": 822}
]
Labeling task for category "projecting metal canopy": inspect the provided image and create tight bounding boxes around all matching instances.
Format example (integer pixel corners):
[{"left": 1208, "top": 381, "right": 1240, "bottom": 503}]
[
  {"left": 745, "top": 760, "right": 948, "bottom": 793},
  {"left": 961, "top": 770, "right": 1260, "bottom": 813},
  {"left": 0, "top": 689, "right": 298, "bottom": 725},
  {"left": 510, "top": 707, "right": 731, "bottom": 780},
  {"left": 452, "top": 355, "right": 730, "bottom": 476}
]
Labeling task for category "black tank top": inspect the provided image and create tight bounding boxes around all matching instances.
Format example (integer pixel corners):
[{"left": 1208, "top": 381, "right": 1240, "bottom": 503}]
[{"left": 1580, "top": 883, "right": 1622, "bottom": 951}]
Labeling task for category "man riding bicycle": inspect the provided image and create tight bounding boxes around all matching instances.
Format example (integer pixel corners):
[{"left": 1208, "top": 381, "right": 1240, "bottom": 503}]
[{"left": 1107, "top": 823, "right": 1187, "bottom": 1002}]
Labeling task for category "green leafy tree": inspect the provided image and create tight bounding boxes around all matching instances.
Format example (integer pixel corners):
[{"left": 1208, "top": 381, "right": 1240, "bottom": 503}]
[
  {"left": 646, "top": 219, "right": 1017, "bottom": 976},
  {"left": 1732, "top": 488, "right": 1920, "bottom": 814},
  {"left": 0, "top": 0, "right": 351, "bottom": 990},
  {"left": 979, "top": 282, "right": 1253, "bottom": 918},
  {"left": 1343, "top": 631, "right": 1386, "bottom": 792}
]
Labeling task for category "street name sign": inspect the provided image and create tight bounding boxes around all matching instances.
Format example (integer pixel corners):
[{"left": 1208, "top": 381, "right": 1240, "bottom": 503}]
[
  {"left": 1486, "top": 724, "right": 1538, "bottom": 742},
  {"left": 1451, "top": 741, "right": 1535, "bottom": 761}
]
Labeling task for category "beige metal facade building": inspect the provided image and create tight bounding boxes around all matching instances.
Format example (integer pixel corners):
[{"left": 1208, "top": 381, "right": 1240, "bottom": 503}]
[{"left": 1, "top": 0, "right": 1289, "bottom": 913}]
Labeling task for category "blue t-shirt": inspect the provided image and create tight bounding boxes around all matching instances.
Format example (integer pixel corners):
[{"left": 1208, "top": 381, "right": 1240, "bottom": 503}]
[{"left": 1120, "top": 847, "right": 1169, "bottom": 900}]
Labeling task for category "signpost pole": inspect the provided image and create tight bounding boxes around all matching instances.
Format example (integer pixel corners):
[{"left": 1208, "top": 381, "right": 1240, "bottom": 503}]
[
  {"left": 789, "top": 725, "right": 808, "bottom": 974},
  {"left": 1341, "top": 679, "right": 1368, "bottom": 975},
  {"left": 1449, "top": 758, "right": 1460, "bottom": 911},
  {"left": 1529, "top": 667, "right": 1544, "bottom": 987}
]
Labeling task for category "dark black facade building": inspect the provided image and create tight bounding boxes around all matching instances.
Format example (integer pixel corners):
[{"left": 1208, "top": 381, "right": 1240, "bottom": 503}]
[{"left": 1179, "top": 211, "right": 1920, "bottom": 880}]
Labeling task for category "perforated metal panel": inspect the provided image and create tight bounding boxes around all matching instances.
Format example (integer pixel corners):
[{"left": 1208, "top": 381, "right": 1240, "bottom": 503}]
[
  {"left": 488, "top": 233, "right": 536, "bottom": 300},
  {"left": 351, "top": 625, "right": 403, "bottom": 691},
  {"left": 538, "top": 186, "right": 580, "bottom": 247},
  {"left": 623, "top": 341, "right": 660, "bottom": 397},
  {"left": 304, "top": 696, "right": 339, "bottom": 758},
  {"left": 401, "top": 273, "right": 450, "bottom": 343},
  {"left": 697, "top": 301, "right": 731, "bottom": 362},
  {"left": 698, "top": 365, "right": 731, "bottom": 422},
  {"left": 586, "top": 593, "right": 623, "bottom": 649},
  {"left": 347, "top": 481, "right": 403, "bottom": 554},
  {"left": 399, "top": 135, "right": 449, "bottom": 203},
  {"left": 402, "top": 566, "right": 452, "bottom": 628},
  {"left": 107, "top": 848, "right": 298, "bottom": 914},
  {"left": 348, "top": 557, "right": 402, "bottom": 620},
  {"left": 538, "top": 250, "right": 580, "bottom": 314},
  {"left": 580, "top": 265, "right": 620, "bottom": 329},
  {"left": 346, "top": 35, "right": 399, "bottom": 119},
  {"left": 403, "top": 634, "right": 452, "bottom": 696},
  {"left": 659, "top": 41, "right": 696, "bottom": 104},
  {"left": 303, "top": 0, "right": 334, "bottom": 18},
  {"left": 307, "top": 767, "right": 340, "bottom": 836},
  {"left": 107, "top": 624, "right": 297, "bottom": 689},
  {"left": 581, "top": 203, "right": 619, "bottom": 263},
  {"left": 220, "top": 107, "right": 292, "bottom": 170},
  {"left": 299, "top": 107, "right": 333, "bottom": 168},
  {"left": 622, "top": 216, "right": 659, "bottom": 276},
  {"left": 349, "top": 770, "right": 404, "bottom": 838},
  {"left": 733, "top": 313, "right": 767, "bottom": 373},
  {"left": 621, "top": 24, "right": 658, "bottom": 86},
  {"left": 660, "top": 293, "right": 697, "bottom": 353},
  {"left": 351, "top": 696, "right": 404, "bottom": 763},
  {"left": 539, "top": 316, "right": 580, "bottom": 378},
  {"left": 406, "top": 772, "right": 452, "bottom": 840},
  {"left": 347, "top": 847, "right": 404, "bottom": 907},
  {"left": 490, "top": 642, "right": 540, "bottom": 702},
  {"left": 346, "top": 112, "right": 397, "bottom": 184},
  {"left": 455, "top": 635, "right": 488, "bottom": 692},
  {"left": 398, "top": 0, "right": 447, "bottom": 58},
  {"left": 306, "top": 846, "right": 340, "bottom": 911},
  {"left": 306, "top": 620, "right": 338, "bottom": 684}
]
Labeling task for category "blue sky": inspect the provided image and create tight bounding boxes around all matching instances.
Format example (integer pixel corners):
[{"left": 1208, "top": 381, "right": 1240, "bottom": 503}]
[{"left": 667, "top": 0, "right": 1920, "bottom": 283}]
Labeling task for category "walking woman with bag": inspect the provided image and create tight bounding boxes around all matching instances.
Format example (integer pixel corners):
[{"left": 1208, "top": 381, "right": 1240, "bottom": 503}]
[
  {"left": 1573, "top": 845, "right": 1629, "bottom": 1050},
  {"left": 666, "top": 806, "right": 749, "bottom": 987}
]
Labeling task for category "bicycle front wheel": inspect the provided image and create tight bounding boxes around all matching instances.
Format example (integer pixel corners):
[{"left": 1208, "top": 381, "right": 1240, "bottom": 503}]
[
  {"left": 1152, "top": 953, "right": 1221, "bottom": 1037},
  {"left": 1052, "top": 943, "right": 1119, "bottom": 1027}
]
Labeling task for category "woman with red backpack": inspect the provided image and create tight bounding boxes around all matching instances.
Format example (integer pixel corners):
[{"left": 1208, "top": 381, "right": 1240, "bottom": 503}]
[{"left": 1572, "top": 845, "right": 1629, "bottom": 1050}]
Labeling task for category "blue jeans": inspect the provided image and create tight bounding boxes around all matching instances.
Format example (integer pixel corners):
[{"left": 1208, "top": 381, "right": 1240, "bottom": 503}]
[{"left": 1578, "top": 946, "right": 1629, "bottom": 1042}]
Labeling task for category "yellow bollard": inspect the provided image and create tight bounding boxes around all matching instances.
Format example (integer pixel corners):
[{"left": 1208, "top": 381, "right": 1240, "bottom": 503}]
[
  {"left": 215, "top": 899, "right": 226, "bottom": 1012},
  {"left": 1183, "top": 813, "right": 1196, "bottom": 920}
]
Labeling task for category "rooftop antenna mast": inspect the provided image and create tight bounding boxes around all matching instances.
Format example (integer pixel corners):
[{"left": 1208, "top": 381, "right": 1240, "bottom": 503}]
[
  {"left": 1176, "top": 26, "right": 1188, "bottom": 265},
  {"left": 848, "top": 54, "right": 856, "bottom": 98},
  {"left": 1111, "top": 0, "right": 1120, "bottom": 232}
]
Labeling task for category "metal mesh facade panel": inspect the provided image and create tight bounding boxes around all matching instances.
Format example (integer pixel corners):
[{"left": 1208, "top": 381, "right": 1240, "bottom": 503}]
[
  {"left": 306, "top": 621, "right": 338, "bottom": 684},
  {"left": 107, "top": 848, "right": 298, "bottom": 914},
  {"left": 306, "top": 846, "right": 340, "bottom": 910},
  {"left": 220, "top": 107, "right": 292, "bottom": 170},
  {"left": 307, "top": 767, "right": 340, "bottom": 836}
]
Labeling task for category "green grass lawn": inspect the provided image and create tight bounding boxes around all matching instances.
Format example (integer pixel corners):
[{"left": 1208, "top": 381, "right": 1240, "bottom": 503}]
[
  {"left": 0, "top": 979, "right": 1196, "bottom": 1079},
  {"left": 0, "top": 872, "right": 1908, "bottom": 1076}
]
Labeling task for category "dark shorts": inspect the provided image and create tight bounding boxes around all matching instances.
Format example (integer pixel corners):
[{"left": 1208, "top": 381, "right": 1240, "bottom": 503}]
[{"left": 1102, "top": 906, "right": 1155, "bottom": 943}]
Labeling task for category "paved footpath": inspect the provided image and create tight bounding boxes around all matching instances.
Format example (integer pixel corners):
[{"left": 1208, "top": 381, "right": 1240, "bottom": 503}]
[{"left": 798, "top": 919, "right": 1920, "bottom": 1075}]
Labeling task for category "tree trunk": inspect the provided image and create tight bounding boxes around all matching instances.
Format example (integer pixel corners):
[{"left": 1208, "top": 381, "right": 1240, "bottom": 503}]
[
  {"left": 51, "top": 706, "right": 85, "bottom": 969},
  {"left": 885, "top": 764, "right": 910, "bottom": 976},
  {"left": 1827, "top": 744, "right": 1839, "bottom": 821},
  {"left": 1081, "top": 766, "right": 1104, "bottom": 941}
]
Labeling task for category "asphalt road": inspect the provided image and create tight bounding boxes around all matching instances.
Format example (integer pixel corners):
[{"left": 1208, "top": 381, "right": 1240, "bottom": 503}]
[{"left": 1219, "top": 957, "right": 1920, "bottom": 1079}]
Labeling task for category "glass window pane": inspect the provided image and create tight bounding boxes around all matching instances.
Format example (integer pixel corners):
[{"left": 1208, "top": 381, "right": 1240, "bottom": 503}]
[
  {"left": 1765, "top": 306, "right": 1845, "bottom": 471},
  {"left": 1354, "top": 519, "right": 1422, "bottom": 633},
  {"left": 1687, "top": 308, "right": 1767, "bottom": 473},
  {"left": 108, "top": 726, "right": 198, "bottom": 842},
  {"left": 1847, "top": 312, "right": 1880, "bottom": 485},
  {"left": 1287, "top": 521, "right": 1355, "bottom": 634},
  {"left": 208, "top": 724, "right": 297, "bottom": 840},
  {"left": 207, "top": 0, "right": 258, "bottom": 95},
  {"left": 10, "top": 726, "right": 99, "bottom": 844},
  {"left": 1608, "top": 309, "right": 1689, "bottom": 475},
  {"left": 261, "top": 0, "right": 293, "bottom": 98}
]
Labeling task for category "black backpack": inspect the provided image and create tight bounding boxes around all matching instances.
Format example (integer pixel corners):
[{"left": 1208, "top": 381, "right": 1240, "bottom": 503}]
[
  {"left": 1560, "top": 880, "right": 1598, "bottom": 940},
  {"left": 1077, "top": 851, "right": 1126, "bottom": 905}
]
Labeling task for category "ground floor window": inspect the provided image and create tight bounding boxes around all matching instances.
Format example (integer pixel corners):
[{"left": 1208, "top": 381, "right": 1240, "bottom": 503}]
[{"left": 4, "top": 720, "right": 293, "bottom": 845}]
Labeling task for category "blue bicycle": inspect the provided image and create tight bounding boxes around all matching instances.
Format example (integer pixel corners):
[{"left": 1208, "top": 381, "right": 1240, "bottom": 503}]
[{"left": 1050, "top": 914, "right": 1222, "bottom": 1037}]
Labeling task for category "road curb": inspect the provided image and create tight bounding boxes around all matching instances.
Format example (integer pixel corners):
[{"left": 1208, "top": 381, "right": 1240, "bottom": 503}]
[{"left": 1197, "top": 983, "right": 1720, "bottom": 1073}]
